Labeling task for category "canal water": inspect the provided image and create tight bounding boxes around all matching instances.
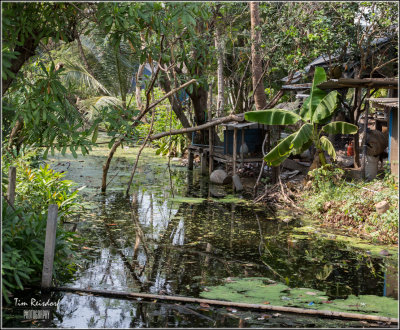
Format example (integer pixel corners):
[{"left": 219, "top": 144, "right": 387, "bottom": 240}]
[{"left": 4, "top": 144, "right": 398, "bottom": 328}]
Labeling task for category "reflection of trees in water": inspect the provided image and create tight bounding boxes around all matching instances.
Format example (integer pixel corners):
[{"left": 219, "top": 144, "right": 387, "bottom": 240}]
[
  {"left": 128, "top": 196, "right": 281, "bottom": 297},
  {"left": 262, "top": 235, "right": 387, "bottom": 298}
]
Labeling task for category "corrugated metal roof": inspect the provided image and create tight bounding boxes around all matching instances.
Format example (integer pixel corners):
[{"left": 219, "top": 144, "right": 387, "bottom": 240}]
[
  {"left": 366, "top": 98, "right": 399, "bottom": 108},
  {"left": 282, "top": 83, "right": 312, "bottom": 90},
  {"left": 221, "top": 122, "right": 260, "bottom": 129}
]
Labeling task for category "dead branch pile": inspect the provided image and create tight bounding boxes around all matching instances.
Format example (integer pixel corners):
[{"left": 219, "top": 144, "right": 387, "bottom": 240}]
[{"left": 254, "top": 179, "right": 305, "bottom": 213}]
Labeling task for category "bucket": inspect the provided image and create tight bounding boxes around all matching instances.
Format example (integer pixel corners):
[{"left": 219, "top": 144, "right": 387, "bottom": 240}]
[{"left": 365, "top": 155, "right": 379, "bottom": 180}]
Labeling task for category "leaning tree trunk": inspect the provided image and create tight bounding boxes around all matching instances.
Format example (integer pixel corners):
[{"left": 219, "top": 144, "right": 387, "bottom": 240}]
[
  {"left": 159, "top": 73, "right": 192, "bottom": 140},
  {"left": 2, "top": 34, "right": 40, "bottom": 96},
  {"left": 250, "top": 1, "right": 279, "bottom": 183},
  {"left": 101, "top": 140, "right": 123, "bottom": 192}
]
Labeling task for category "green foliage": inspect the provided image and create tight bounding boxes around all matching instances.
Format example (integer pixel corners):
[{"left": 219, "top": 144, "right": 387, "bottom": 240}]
[
  {"left": 135, "top": 89, "right": 188, "bottom": 157},
  {"left": 245, "top": 68, "right": 358, "bottom": 167},
  {"left": 2, "top": 2, "right": 82, "bottom": 82},
  {"left": 303, "top": 165, "right": 398, "bottom": 243},
  {"left": 2, "top": 152, "right": 81, "bottom": 303},
  {"left": 308, "top": 165, "right": 345, "bottom": 192},
  {"left": 3, "top": 60, "right": 100, "bottom": 157}
]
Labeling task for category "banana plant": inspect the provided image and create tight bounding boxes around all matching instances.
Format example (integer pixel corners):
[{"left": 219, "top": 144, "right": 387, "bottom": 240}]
[{"left": 245, "top": 67, "right": 358, "bottom": 167}]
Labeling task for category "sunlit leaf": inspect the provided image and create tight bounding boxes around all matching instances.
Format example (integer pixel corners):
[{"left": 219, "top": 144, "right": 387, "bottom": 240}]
[
  {"left": 312, "top": 91, "right": 339, "bottom": 123},
  {"left": 322, "top": 121, "right": 358, "bottom": 135},
  {"left": 320, "top": 136, "right": 336, "bottom": 160},
  {"left": 245, "top": 109, "right": 302, "bottom": 125}
]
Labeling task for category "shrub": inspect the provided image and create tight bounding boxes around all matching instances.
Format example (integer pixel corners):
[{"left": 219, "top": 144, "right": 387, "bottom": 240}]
[
  {"left": 303, "top": 165, "right": 398, "bottom": 243},
  {"left": 2, "top": 151, "right": 81, "bottom": 303}
]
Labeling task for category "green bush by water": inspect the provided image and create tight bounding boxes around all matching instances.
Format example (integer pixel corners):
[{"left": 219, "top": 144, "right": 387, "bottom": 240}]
[
  {"left": 2, "top": 151, "right": 82, "bottom": 303},
  {"left": 303, "top": 165, "right": 398, "bottom": 243}
]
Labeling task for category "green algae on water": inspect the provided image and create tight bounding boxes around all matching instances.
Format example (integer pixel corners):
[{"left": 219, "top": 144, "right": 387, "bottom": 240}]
[
  {"left": 211, "top": 195, "right": 247, "bottom": 204},
  {"left": 169, "top": 196, "right": 206, "bottom": 204},
  {"left": 200, "top": 277, "right": 399, "bottom": 318}
]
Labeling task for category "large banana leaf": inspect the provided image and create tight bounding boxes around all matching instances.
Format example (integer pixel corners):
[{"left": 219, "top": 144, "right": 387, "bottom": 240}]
[
  {"left": 290, "top": 123, "right": 313, "bottom": 150},
  {"left": 293, "top": 139, "right": 313, "bottom": 155},
  {"left": 322, "top": 121, "right": 358, "bottom": 135},
  {"left": 265, "top": 153, "right": 292, "bottom": 167},
  {"left": 245, "top": 109, "right": 302, "bottom": 125},
  {"left": 264, "top": 133, "right": 296, "bottom": 166},
  {"left": 312, "top": 91, "right": 339, "bottom": 123},
  {"left": 299, "top": 67, "right": 327, "bottom": 121},
  {"left": 320, "top": 136, "right": 336, "bottom": 160}
]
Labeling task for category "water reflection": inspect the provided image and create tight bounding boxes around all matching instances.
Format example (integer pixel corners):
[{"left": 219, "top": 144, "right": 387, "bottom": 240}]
[{"left": 5, "top": 150, "right": 396, "bottom": 328}]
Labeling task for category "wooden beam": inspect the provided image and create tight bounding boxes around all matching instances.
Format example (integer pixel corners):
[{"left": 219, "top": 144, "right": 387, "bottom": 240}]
[{"left": 51, "top": 286, "right": 398, "bottom": 324}]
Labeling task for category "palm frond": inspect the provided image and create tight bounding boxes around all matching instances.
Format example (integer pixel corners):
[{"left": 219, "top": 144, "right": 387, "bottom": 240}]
[{"left": 62, "top": 59, "right": 111, "bottom": 95}]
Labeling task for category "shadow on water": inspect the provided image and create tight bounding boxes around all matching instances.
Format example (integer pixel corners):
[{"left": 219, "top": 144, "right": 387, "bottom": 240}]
[{"left": 4, "top": 147, "right": 398, "bottom": 328}]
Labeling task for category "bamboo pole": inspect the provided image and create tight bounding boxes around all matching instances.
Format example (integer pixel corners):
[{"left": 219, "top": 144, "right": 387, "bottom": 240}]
[{"left": 51, "top": 286, "right": 398, "bottom": 324}]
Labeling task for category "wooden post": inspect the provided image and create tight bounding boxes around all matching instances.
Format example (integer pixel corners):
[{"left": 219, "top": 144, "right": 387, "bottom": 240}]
[
  {"left": 241, "top": 128, "right": 245, "bottom": 169},
  {"left": 233, "top": 127, "right": 237, "bottom": 175},
  {"left": 201, "top": 152, "right": 208, "bottom": 175},
  {"left": 362, "top": 89, "right": 370, "bottom": 179},
  {"left": 188, "top": 151, "right": 194, "bottom": 170},
  {"left": 209, "top": 127, "right": 214, "bottom": 174},
  {"left": 41, "top": 204, "right": 58, "bottom": 290},
  {"left": 7, "top": 166, "right": 16, "bottom": 207}
]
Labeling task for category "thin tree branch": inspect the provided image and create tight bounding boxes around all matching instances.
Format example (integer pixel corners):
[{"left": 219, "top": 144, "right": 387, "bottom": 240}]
[
  {"left": 126, "top": 110, "right": 156, "bottom": 196},
  {"left": 149, "top": 113, "right": 244, "bottom": 141}
]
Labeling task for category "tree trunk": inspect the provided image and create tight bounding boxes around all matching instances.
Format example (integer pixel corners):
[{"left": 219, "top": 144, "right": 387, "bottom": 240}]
[
  {"left": 7, "top": 116, "right": 24, "bottom": 152},
  {"left": 249, "top": 2, "right": 267, "bottom": 110},
  {"left": 187, "top": 85, "right": 208, "bottom": 144},
  {"left": 115, "top": 47, "right": 127, "bottom": 109},
  {"left": 135, "top": 64, "right": 145, "bottom": 111},
  {"left": 101, "top": 140, "right": 122, "bottom": 192},
  {"left": 352, "top": 87, "right": 362, "bottom": 168},
  {"left": 249, "top": 1, "right": 279, "bottom": 183},
  {"left": 214, "top": 5, "right": 225, "bottom": 117},
  {"left": 159, "top": 73, "right": 191, "bottom": 140},
  {"left": 2, "top": 34, "right": 40, "bottom": 96}
]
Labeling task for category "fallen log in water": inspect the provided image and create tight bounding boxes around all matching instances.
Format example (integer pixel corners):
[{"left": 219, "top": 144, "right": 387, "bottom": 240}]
[{"left": 52, "top": 286, "right": 398, "bottom": 324}]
